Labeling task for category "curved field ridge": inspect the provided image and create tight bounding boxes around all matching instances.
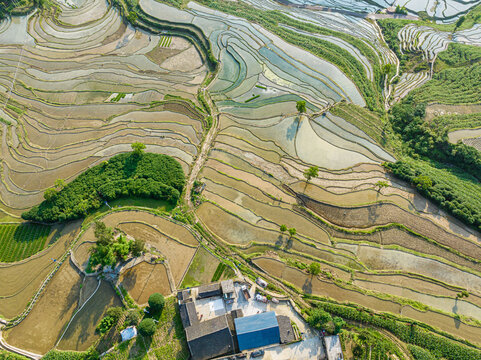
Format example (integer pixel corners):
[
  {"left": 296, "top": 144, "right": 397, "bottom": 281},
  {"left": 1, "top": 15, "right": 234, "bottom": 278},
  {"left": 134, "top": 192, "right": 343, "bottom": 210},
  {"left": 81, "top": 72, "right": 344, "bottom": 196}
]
[{"left": 0, "top": 0, "right": 207, "bottom": 217}]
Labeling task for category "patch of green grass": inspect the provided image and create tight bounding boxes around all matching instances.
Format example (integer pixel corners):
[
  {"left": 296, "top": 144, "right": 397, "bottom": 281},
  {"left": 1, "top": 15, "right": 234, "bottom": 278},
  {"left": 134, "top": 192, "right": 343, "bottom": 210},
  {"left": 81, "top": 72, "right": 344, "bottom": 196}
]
[
  {"left": 0, "top": 223, "right": 51, "bottom": 262},
  {"left": 110, "top": 93, "right": 126, "bottom": 102},
  {"left": 211, "top": 262, "right": 226, "bottom": 282}
]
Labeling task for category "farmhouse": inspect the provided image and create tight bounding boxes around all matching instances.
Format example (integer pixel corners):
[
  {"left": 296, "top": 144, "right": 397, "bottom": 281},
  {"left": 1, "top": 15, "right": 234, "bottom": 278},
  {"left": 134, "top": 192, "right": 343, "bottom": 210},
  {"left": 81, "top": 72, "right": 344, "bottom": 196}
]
[{"left": 178, "top": 281, "right": 297, "bottom": 359}]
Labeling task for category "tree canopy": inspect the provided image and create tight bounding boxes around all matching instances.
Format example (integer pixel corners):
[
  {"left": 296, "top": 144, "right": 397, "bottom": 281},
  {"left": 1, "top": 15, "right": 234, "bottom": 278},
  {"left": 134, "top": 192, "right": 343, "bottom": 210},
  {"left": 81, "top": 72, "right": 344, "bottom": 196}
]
[
  {"left": 304, "top": 166, "right": 319, "bottom": 182},
  {"left": 296, "top": 100, "right": 307, "bottom": 113},
  {"left": 138, "top": 318, "right": 156, "bottom": 337},
  {"left": 148, "top": 293, "right": 165, "bottom": 314}
]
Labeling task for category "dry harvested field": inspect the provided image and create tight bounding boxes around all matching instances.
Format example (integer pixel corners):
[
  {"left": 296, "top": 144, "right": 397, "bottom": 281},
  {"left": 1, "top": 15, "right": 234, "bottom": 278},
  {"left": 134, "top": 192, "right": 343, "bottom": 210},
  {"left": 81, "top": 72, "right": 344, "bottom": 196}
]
[
  {"left": 118, "top": 222, "right": 196, "bottom": 285},
  {"left": 4, "top": 261, "right": 83, "bottom": 354},
  {"left": 0, "top": 0, "right": 207, "bottom": 218},
  {"left": 119, "top": 261, "right": 172, "bottom": 304},
  {"left": 57, "top": 280, "right": 122, "bottom": 352},
  {"left": 101, "top": 210, "right": 198, "bottom": 246},
  {"left": 0, "top": 220, "right": 80, "bottom": 319}
]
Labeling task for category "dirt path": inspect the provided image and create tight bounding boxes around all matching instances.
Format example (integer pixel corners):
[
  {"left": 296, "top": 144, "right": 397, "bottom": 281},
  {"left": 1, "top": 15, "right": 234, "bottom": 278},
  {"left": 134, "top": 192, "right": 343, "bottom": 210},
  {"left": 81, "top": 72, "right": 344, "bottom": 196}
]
[{"left": 184, "top": 111, "right": 219, "bottom": 208}]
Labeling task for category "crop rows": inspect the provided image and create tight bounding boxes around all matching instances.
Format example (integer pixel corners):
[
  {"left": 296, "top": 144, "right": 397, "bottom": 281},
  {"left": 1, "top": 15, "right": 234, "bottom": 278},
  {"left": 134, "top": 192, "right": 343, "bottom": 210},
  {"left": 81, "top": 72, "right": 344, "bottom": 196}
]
[{"left": 0, "top": 223, "right": 51, "bottom": 262}]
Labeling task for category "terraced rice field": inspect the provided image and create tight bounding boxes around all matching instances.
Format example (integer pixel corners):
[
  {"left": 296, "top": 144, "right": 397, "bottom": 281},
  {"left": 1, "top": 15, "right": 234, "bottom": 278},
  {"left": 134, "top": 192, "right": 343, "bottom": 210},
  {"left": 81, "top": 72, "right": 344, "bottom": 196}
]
[
  {"left": 3, "top": 0, "right": 481, "bottom": 357},
  {"left": 0, "top": 223, "right": 51, "bottom": 262},
  {"left": 0, "top": 0, "right": 207, "bottom": 219}
]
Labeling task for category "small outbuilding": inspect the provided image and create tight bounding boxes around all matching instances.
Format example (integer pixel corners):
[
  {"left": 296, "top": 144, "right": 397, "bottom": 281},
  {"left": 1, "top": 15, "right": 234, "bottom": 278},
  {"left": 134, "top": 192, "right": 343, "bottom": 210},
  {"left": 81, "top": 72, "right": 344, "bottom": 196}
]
[
  {"left": 120, "top": 326, "right": 137, "bottom": 342},
  {"left": 197, "top": 283, "right": 222, "bottom": 299},
  {"left": 324, "top": 335, "right": 344, "bottom": 360},
  {"left": 221, "top": 279, "right": 235, "bottom": 302},
  {"left": 234, "top": 311, "right": 280, "bottom": 351},
  {"left": 277, "top": 315, "right": 295, "bottom": 344}
]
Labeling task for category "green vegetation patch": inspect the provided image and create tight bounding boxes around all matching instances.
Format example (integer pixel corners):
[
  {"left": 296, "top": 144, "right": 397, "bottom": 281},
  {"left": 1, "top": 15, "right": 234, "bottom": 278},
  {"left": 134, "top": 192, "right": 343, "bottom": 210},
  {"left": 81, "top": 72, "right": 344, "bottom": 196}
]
[
  {"left": 22, "top": 150, "right": 185, "bottom": 223},
  {"left": 411, "top": 63, "right": 481, "bottom": 105},
  {"left": 0, "top": 350, "right": 28, "bottom": 360},
  {"left": 0, "top": 223, "right": 51, "bottom": 262},
  {"left": 432, "top": 112, "right": 481, "bottom": 132},
  {"left": 104, "top": 297, "right": 189, "bottom": 359},
  {"left": 384, "top": 157, "right": 481, "bottom": 232},
  {"left": 312, "top": 299, "right": 481, "bottom": 360}
]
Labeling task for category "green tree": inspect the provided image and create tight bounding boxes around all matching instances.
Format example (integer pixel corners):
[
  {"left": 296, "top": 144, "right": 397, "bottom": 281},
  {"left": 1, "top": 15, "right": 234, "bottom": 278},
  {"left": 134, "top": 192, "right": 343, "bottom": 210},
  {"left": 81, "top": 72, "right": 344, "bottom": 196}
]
[
  {"left": 112, "top": 235, "right": 132, "bottom": 261},
  {"left": 54, "top": 178, "right": 66, "bottom": 191},
  {"left": 94, "top": 221, "right": 113, "bottom": 246},
  {"left": 307, "top": 308, "right": 332, "bottom": 329},
  {"left": 148, "top": 293, "right": 165, "bottom": 314},
  {"left": 43, "top": 188, "right": 57, "bottom": 202},
  {"left": 288, "top": 227, "right": 296, "bottom": 239},
  {"left": 455, "top": 15, "right": 466, "bottom": 30},
  {"left": 381, "top": 63, "right": 393, "bottom": 76},
  {"left": 130, "top": 238, "right": 145, "bottom": 257},
  {"left": 106, "top": 307, "right": 123, "bottom": 322},
  {"left": 308, "top": 262, "right": 321, "bottom": 276},
  {"left": 375, "top": 180, "right": 389, "bottom": 192},
  {"left": 304, "top": 166, "right": 319, "bottom": 183},
  {"left": 127, "top": 11, "right": 138, "bottom": 23},
  {"left": 131, "top": 142, "right": 146, "bottom": 156},
  {"left": 280, "top": 224, "right": 287, "bottom": 233},
  {"left": 413, "top": 175, "right": 433, "bottom": 192},
  {"left": 84, "top": 346, "right": 100, "bottom": 360},
  {"left": 333, "top": 316, "right": 346, "bottom": 334},
  {"left": 138, "top": 318, "right": 156, "bottom": 337},
  {"left": 296, "top": 100, "right": 307, "bottom": 114},
  {"left": 125, "top": 310, "right": 141, "bottom": 326}
]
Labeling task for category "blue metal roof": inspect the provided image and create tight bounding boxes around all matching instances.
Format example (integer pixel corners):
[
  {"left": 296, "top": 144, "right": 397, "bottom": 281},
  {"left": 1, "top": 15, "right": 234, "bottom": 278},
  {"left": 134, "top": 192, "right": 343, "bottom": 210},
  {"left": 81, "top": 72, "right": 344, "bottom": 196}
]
[
  {"left": 235, "top": 311, "right": 278, "bottom": 335},
  {"left": 235, "top": 312, "right": 280, "bottom": 351}
]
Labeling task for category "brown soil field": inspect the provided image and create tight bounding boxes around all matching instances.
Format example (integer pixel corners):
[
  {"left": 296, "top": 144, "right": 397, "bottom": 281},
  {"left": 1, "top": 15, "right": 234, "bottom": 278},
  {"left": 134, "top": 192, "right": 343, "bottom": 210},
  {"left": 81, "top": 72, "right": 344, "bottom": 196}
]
[
  {"left": 117, "top": 222, "right": 196, "bottom": 286},
  {"left": 301, "top": 196, "right": 481, "bottom": 261},
  {"left": 0, "top": 220, "right": 81, "bottom": 319},
  {"left": 196, "top": 202, "right": 281, "bottom": 246},
  {"left": 101, "top": 211, "right": 198, "bottom": 246},
  {"left": 5, "top": 262, "right": 83, "bottom": 354},
  {"left": 57, "top": 280, "right": 122, "bottom": 352},
  {"left": 120, "top": 262, "right": 172, "bottom": 305},
  {"left": 73, "top": 241, "right": 94, "bottom": 272}
]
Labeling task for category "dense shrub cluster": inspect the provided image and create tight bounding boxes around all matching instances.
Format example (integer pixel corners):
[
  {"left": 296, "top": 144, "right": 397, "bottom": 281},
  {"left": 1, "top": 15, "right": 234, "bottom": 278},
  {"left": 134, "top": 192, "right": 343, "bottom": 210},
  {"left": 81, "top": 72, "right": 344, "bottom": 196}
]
[
  {"left": 390, "top": 96, "right": 481, "bottom": 180},
  {"left": 384, "top": 159, "right": 481, "bottom": 231},
  {"left": 22, "top": 152, "right": 185, "bottom": 222},
  {"left": 437, "top": 43, "right": 481, "bottom": 68},
  {"left": 314, "top": 301, "right": 481, "bottom": 360},
  {"left": 408, "top": 344, "right": 436, "bottom": 360},
  {"left": 90, "top": 221, "right": 144, "bottom": 267}
]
